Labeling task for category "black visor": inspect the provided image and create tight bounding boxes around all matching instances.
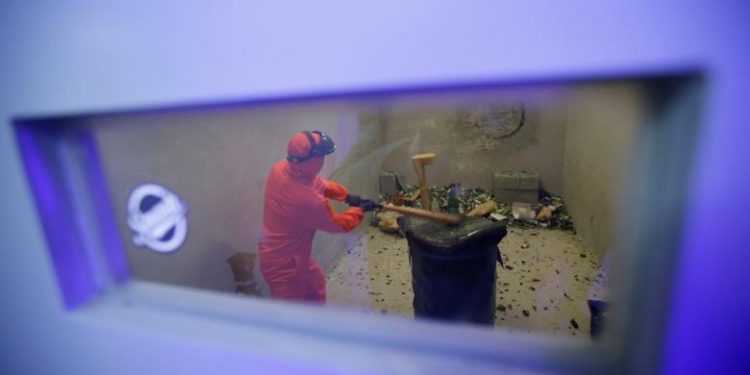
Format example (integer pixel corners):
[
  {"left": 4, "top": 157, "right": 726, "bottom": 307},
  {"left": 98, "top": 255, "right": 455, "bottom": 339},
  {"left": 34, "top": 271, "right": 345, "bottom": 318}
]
[{"left": 309, "top": 131, "right": 335, "bottom": 156}]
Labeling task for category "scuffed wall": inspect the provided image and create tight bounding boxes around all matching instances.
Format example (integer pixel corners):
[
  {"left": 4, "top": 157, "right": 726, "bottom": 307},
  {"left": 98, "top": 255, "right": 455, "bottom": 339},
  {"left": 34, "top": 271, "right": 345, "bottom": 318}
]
[
  {"left": 562, "top": 83, "right": 646, "bottom": 256},
  {"left": 378, "top": 99, "right": 569, "bottom": 194}
]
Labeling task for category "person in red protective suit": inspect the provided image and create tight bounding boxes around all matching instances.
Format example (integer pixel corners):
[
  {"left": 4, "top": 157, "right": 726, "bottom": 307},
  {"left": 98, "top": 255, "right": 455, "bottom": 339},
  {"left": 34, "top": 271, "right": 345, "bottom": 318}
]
[{"left": 258, "top": 130, "right": 377, "bottom": 303}]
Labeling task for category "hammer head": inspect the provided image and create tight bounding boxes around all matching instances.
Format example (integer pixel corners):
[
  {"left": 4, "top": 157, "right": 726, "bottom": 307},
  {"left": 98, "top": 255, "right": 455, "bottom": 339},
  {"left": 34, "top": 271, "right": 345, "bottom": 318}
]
[{"left": 411, "top": 153, "right": 436, "bottom": 166}]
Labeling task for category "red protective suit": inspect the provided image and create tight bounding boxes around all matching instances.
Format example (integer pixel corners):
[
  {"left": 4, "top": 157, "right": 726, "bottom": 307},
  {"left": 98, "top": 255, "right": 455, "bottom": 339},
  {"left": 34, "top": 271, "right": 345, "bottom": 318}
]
[{"left": 258, "top": 134, "right": 363, "bottom": 303}]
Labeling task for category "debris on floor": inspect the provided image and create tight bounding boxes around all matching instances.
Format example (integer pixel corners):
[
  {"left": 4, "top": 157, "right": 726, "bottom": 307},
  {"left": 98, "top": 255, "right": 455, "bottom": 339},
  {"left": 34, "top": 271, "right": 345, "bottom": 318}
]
[
  {"left": 570, "top": 318, "right": 580, "bottom": 330},
  {"left": 588, "top": 300, "right": 609, "bottom": 339},
  {"left": 327, "top": 222, "right": 605, "bottom": 339},
  {"left": 377, "top": 184, "right": 575, "bottom": 231},
  {"left": 467, "top": 200, "right": 497, "bottom": 217},
  {"left": 328, "top": 175, "right": 601, "bottom": 338},
  {"left": 512, "top": 202, "right": 536, "bottom": 220},
  {"left": 490, "top": 213, "right": 508, "bottom": 222},
  {"left": 375, "top": 212, "right": 400, "bottom": 233},
  {"left": 536, "top": 206, "right": 553, "bottom": 221}
]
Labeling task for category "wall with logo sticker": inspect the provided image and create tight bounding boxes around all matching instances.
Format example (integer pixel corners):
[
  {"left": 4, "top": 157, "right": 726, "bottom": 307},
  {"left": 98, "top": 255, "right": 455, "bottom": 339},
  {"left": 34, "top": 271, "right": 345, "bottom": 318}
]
[{"left": 93, "top": 103, "right": 359, "bottom": 293}]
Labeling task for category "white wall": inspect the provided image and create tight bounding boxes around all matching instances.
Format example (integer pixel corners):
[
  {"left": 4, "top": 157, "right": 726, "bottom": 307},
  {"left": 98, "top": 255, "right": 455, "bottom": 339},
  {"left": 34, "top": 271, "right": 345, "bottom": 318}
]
[
  {"left": 562, "top": 83, "right": 646, "bottom": 256},
  {"left": 1, "top": 1, "right": 748, "bottom": 374}
]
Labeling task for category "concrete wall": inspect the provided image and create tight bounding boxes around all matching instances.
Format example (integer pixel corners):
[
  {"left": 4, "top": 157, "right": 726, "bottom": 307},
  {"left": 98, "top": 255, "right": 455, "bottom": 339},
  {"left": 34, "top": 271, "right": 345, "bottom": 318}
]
[
  {"left": 93, "top": 103, "right": 363, "bottom": 292},
  {"left": 379, "top": 94, "right": 569, "bottom": 194},
  {"left": 562, "top": 83, "right": 647, "bottom": 256}
]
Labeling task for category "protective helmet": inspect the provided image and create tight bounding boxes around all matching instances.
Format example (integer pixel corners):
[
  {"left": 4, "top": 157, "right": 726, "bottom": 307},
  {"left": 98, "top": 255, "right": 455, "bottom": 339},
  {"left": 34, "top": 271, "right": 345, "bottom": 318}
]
[{"left": 286, "top": 130, "right": 336, "bottom": 163}]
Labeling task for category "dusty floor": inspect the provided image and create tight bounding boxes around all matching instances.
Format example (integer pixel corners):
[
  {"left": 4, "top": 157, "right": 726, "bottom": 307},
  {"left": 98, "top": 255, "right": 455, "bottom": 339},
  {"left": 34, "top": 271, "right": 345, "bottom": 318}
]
[{"left": 326, "top": 224, "right": 608, "bottom": 339}]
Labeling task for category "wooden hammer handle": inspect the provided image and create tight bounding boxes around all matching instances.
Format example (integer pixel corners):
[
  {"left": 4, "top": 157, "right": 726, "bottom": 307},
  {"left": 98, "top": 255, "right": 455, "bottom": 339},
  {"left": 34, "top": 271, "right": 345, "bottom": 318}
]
[
  {"left": 382, "top": 205, "right": 463, "bottom": 225},
  {"left": 412, "top": 159, "right": 430, "bottom": 211}
]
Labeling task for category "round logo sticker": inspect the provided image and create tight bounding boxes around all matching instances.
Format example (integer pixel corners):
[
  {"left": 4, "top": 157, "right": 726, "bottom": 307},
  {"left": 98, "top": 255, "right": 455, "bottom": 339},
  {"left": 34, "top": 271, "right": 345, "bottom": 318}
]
[{"left": 127, "top": 183, "right": 187, "bottom": 253}]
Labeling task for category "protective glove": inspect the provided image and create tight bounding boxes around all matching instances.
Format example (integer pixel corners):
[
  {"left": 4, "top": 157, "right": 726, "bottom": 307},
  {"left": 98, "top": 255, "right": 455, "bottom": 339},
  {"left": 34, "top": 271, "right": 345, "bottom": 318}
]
[
  {"left": 359, "top": 199, "right": 380, "bottom": 212},
  {"left": 345, "top": 194, "right": 362, "bottom": 206}
]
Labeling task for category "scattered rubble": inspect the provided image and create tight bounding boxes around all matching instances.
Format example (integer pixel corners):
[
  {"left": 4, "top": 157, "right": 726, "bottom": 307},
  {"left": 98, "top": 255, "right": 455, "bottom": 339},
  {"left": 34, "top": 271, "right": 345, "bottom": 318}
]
[
  {"left": 377, "top": 184, "right": 575, "bottom": 231},
  {"left": 349, "top": 181, "right": 594, "bottom": 336},
  {"left": 570, "top": 318, "right": 579, "bottom": 330},
  {"left": 466, "top": 201, "right": 497, "bottom": 217},
  {"left": 536, "top": 206, "right": 553, "bottom": 221}
]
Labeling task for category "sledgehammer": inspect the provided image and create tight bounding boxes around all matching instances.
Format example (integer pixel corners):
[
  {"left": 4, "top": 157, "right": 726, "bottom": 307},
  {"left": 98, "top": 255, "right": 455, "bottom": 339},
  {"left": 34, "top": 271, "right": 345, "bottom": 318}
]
[
  {"left": 411, "top": 153, "right": 436, "bottom": 211},
  {"left": 380, "top": 204, "right": 463, "bottom": 225}
]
